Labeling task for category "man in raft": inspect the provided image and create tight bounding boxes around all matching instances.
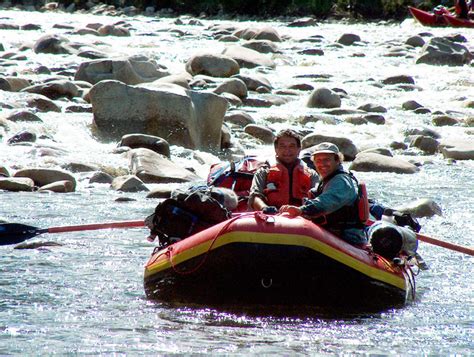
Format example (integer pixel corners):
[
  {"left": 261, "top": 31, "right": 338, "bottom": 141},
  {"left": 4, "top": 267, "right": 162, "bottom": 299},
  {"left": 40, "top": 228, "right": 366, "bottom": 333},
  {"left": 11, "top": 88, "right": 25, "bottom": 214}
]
[
  {"left": 455, "top": 0, "right": 472, "bottom": 19},
  {"left": 248, "top": 129, "right": 319, "bottom": 214},
  {"left": 279, "top": 142, "right": 367, "bottom": 246}
]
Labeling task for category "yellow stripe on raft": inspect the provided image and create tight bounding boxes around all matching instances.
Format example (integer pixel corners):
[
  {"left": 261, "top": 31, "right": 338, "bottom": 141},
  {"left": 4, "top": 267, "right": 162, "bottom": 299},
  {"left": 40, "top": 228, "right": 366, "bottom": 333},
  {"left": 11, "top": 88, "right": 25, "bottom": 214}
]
[{"left": 144, "top": 231, "right": 406, "bottom": 290}]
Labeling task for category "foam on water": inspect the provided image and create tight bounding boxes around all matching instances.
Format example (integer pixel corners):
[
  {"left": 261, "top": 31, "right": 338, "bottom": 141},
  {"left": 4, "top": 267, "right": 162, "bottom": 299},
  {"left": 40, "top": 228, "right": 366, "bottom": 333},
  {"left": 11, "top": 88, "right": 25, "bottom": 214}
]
[{"left": 0, "top": 8, "right": 473, "bottom": 355}]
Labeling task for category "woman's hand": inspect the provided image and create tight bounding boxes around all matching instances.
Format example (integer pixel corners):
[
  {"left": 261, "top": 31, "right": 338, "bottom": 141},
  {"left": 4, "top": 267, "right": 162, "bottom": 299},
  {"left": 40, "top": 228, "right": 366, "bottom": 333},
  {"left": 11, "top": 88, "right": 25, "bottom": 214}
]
[{"left": 279, "top": 205, "right": 303, "bottom": 216}]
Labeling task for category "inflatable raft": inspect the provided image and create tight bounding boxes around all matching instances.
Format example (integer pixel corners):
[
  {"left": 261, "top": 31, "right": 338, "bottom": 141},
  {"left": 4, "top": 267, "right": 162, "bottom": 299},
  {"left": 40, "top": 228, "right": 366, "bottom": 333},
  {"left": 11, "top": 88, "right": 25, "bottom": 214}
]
[
  {"left": 443, "top": 13, "right": 474, "bottom": 27},
  {"left": 144, "top": 213, "right": 416, "bottom": 309},
  {"left": 408, "top": 6, "right": 474, "bottom": 27}
]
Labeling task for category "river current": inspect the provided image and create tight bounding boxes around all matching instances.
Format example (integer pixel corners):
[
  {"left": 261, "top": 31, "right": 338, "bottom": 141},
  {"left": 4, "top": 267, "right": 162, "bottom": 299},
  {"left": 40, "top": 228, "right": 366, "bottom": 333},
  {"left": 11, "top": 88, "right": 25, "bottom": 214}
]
[{"left": 0, "top": 8, "right": 473, "bottom": 355}]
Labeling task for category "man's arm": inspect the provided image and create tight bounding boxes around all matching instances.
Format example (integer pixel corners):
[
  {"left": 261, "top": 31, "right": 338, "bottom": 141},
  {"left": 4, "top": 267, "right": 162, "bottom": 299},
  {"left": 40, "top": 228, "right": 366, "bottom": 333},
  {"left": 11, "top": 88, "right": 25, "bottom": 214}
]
[{"left": 248, "top": 167, "right": 269, "bottom": 210}]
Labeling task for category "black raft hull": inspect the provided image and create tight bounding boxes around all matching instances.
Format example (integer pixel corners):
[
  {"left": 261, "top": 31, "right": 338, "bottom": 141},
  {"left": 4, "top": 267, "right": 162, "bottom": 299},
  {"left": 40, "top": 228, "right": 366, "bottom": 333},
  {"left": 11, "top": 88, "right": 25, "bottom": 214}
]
[{"left": 144, "top": 214, "right": 415, "bottom": 309}]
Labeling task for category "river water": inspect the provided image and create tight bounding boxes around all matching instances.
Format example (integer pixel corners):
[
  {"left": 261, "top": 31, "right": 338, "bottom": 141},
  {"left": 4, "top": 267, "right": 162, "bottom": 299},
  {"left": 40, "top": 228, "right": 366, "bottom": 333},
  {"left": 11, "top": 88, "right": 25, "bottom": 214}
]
[{"left": 0, "top": 8, "right": 473, "bottom": 354}]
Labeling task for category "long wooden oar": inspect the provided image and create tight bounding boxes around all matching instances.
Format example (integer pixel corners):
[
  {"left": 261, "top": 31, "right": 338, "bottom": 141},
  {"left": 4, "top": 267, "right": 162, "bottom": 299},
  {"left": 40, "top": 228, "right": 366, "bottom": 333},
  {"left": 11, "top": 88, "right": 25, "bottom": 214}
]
[
  {"left": 0, "top": 220, "right": 145, "bottom": 246},
  {"left": 416, "top": 232, "right": 474, "bottom": 256}
]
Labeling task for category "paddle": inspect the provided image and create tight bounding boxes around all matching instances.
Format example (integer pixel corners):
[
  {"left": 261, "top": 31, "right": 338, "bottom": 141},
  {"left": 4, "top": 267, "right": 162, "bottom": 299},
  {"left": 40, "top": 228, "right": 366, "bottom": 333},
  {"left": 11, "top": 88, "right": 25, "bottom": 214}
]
[
  {"left": 0, "top": 220, "right": 145, "bottom": 246},
  {"left": 416, "top": 232, "right": 474, "bottom": 256}
]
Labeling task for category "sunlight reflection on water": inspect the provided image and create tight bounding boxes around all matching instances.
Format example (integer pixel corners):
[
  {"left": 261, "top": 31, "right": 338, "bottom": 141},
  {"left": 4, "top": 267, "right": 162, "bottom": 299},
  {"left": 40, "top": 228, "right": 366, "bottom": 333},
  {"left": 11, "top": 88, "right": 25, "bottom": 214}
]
[{"left": 0, "top": 8, "right": 473, "bottom": 355}]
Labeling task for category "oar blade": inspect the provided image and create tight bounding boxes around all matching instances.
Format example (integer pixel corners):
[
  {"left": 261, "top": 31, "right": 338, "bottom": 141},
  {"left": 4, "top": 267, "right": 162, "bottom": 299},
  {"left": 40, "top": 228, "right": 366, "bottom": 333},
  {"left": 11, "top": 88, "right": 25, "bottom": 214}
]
[{"left": 0, "top": 223, "right": 41, "bottom": 246}]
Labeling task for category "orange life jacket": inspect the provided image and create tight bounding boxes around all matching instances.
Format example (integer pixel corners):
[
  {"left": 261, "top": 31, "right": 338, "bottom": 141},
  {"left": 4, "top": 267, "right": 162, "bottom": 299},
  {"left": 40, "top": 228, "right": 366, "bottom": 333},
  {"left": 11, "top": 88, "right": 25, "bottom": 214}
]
[{"left": 263, "top": 161, "right": 313, "bottom": 208}]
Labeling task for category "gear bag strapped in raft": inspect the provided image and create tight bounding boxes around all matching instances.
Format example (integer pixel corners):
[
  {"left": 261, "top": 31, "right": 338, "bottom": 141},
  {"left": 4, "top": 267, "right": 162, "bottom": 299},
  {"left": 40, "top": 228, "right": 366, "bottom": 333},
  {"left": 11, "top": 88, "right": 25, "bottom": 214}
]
[
  {"left": 207, "top": 155, "right": 268, "bottom": 211},
  {"left": 145, "top": 187, "right": 232, "bottom": 247}
]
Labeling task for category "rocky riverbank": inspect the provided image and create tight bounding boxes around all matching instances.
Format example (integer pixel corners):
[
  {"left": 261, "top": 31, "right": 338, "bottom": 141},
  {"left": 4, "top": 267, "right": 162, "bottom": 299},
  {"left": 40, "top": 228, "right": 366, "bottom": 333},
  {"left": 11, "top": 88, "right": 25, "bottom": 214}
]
[{"left": 0, "top": 7, "right": 473, "bottom": 217}]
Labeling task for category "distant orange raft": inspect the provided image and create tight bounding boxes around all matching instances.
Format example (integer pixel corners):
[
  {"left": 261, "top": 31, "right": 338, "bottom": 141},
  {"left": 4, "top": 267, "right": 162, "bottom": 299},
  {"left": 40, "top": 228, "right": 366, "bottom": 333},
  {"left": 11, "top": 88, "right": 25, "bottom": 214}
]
[{"left": 144, "top": 213, "right": 417, "bottom": 309}]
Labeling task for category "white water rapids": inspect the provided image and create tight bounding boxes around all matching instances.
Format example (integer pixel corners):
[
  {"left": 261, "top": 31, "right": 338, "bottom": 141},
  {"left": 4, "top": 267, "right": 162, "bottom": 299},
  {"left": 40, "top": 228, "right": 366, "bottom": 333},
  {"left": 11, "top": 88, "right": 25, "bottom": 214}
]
[{"left": 0, "top": 8, "right": 473, "bottom": 355}]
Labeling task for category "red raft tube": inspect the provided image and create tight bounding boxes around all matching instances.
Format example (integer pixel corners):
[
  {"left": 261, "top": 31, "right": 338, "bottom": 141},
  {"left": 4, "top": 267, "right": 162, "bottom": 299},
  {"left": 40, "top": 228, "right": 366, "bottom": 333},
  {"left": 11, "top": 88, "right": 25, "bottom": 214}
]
[
  {"left": 408, "top": 6, "right": 474, "bottom": 27},
  {"left": 144, "top": 213, "right": 418, "bottom": 310},
  {"left": 443, "top": 13, "right": 474, "bottom": 27},
  {"left": 408, "top": 6, "right": 449, "bottom": 26}
]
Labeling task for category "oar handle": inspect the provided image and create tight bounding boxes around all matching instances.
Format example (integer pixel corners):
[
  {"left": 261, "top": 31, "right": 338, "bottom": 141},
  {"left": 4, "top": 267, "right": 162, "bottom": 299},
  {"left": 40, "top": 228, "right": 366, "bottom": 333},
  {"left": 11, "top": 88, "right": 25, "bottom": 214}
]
[
  {"left": 416, "top": 233, "right": 474, "bottom": 256},
  {"left": 47, "top": 220, "right": 145, "bottom": 234}
]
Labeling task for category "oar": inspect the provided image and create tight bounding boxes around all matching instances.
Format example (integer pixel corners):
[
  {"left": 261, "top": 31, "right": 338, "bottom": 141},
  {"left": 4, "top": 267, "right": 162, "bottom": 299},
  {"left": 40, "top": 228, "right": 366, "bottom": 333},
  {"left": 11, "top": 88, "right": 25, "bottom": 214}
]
[
  {"left": 0, "top": 220, "right": 145, "bottom": 246},
  {"left": 416, "top": 232, "right": 474, "bottom": 256}
]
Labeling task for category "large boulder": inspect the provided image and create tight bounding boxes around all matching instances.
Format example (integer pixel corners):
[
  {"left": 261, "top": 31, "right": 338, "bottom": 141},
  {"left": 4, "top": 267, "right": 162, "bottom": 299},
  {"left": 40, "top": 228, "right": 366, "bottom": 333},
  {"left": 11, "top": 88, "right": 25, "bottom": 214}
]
[
  {"left": 13, "top": 168, "right": 77, "bottom": 190},
  {"left": 349, "top": 152, "right": 419, "bottom": 174},
  {"left": 0, "top": 177, "right": 35, "bottom": 192},
  {"left": 129, "top": 148, "right": 200, "bottom": 183},
  {"left": 416, "top": 37, "right": 472, "bottom": 66},
  {"left": 439, "top": 138, "right": 474, "bottom": 160},
  {"left": 214, "top": 78, "right": 248, "bottom": 98},
  {"left": 222, "top": 45, "right": 276, "bottom": 69},
  {"left": 75, "top": 56, "right": 170, "bottom": 85},
  {"left": 382, "top": 75, "right": 415, "bottom": 85},
  {"left": 119, "top": 134, "right": 170, "bottom": 157},
  {"left": 185, "top": 53, "right": 240, "bottom": 77},
  {"left": 224, "top": 110, "right": 255, "bottom": 126},
  {"left": 155, "top": 72, "right": 193, "bottom": 89},
  {"left": 111, "top": 175, "right": 149, "bottom": 192},
  {"left": 0, "top": 166, "right": 10, "bottom": 177},
  {"left": 233, "top": 26, "right": 282, "bottom": 42},
  {"left": 33, "top": 34, "right": 75, "bottom": 54},
  {"left": 242, "top": 40, "right": 279, "bottom": 54},
  {"left": 232, "top": 74, "right": 272, "bottom": 91},
  {"left": 302, "top": 134, "right": 358, "bottom": 161},
  {"left": 0, "top": 77, "right": 31, "bottom": 92},
  {"left": 38, "top": 180, "right": 75, "bottom": 193},
  {"left": 409, "top": 135, "right": 440, "bottom": 155},
  {"left": 6, "top": 110, "right": 42, "bottom": 122},
  {"left": 337, "top": 33, "right": 361, "bottom": 46},
  {"left": 97, "top": 24, "right": 130, "bottom": 37},
  {"left": 395, "top": 198, "right": 442, "bottom": 218},
  {"left": 89, "top": 80, "right": 228, "bottom": 150},
  {"left": 244, "top": 124, "right": 274, "bottom": 144},
  {"left": 26, "top": 94, "right": 61, "bottom": 112},
  {"left": 21, "top": 80, "right": 80, "bottom": 99},
  {"left": 307, "top": 87, "right": 341, "bottom": 109}
]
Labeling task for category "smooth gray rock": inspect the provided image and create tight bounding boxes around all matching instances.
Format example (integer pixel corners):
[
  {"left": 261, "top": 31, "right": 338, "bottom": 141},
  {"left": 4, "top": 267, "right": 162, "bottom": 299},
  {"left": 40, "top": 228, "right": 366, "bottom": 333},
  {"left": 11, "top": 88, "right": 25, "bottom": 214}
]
[
  {"left": 222, "top": 45, "right": 276, "bottom": 69},
  {"left": 409, "top": 135, "right": 440, "bottom": 155},
  {"left": 416, "top": 37, "right": 472, "bottom": 66},
  {"left": 13, "top": 168, "right": 77, "bottom": 190},
  {"left": 0, "top": 177, "right": 35, "bottom": 192},
  {"left": 119, "top": 134, "right": 170, "bottom": 157},
  {"left": 244, "top": 124, "right": 275, "bottom": 144},
  {"left": 337, "top": 33, "right": 361, "bottom": 46},
  {"left": 395, "top": 198, "right": 442, "bottom": 218},
  {"left": 302, "top": 134, "right": 358, "bottom": 161},
  {"left": 21, "top": 80, "right": 80, "bottom": 99},
  {"left": 111, "top": 175, "right": 149, "bottom": 192},
  {"left": 349, "top": 152, "right": 419, "bottom": 173},
  {"left": 129, "top": 148, "right": 200, "bottom": 184},
  {"left": 307, "top": 87, "right": 341, "bottom": 109},
  {"left": 89, "top": 80, "right": 228, "bottom": 150},
  {"left": 185, "top": 53, "right": 240, "bottom": 77},
  {"left": 38, "top": 180, "right": 75, "bottom": 193},
  {"left": 75, "top": 56, "right": 169, "bottom": 85}
]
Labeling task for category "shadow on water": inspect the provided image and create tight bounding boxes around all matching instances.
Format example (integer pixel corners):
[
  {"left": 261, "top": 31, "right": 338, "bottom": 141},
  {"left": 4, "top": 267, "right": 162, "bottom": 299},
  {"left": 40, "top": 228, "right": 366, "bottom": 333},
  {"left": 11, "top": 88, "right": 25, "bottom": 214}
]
[{"left": 146, "top": 297, "right": 406, "bottom": 321}]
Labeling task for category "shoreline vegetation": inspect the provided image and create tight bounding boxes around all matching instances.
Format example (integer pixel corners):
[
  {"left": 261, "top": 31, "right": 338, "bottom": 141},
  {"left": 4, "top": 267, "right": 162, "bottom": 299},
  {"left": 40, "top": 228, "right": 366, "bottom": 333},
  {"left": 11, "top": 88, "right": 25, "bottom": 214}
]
[{"left": 0, "top": 0, "right": 449, "bottom": 20}]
